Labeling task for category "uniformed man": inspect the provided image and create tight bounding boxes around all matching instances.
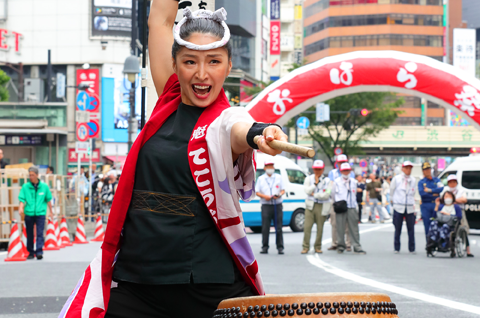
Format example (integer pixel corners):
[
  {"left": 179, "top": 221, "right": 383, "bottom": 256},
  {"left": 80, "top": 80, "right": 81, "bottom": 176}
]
[
  {"left": 391, "top": 161, "right": 417, "bottom": 254},
  {"left": 327, "top": 154, "right": 352, "bottom": 251},
  {"left": 302, "top": 160, "right": 332, "bottom": 254},
  {"left": 418, "top": 162, "right": 444, "bottom": 238},
  {"left": 332, "top": 163, "right": 366, "bottom": 254},
  {"left": 255, "top": 161, "right": 285, "bottom": 255}
]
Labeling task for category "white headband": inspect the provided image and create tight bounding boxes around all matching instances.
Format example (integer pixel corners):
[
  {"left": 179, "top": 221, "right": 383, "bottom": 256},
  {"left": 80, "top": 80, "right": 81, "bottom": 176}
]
[{"left": 174, "top": 8, "right": 230, "bottom": 51}]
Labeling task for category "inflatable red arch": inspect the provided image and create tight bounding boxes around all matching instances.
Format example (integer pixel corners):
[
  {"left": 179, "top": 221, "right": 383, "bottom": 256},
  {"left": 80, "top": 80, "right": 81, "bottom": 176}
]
[{"left": 246, "top": 50, "right": 480, "bottom": 130}]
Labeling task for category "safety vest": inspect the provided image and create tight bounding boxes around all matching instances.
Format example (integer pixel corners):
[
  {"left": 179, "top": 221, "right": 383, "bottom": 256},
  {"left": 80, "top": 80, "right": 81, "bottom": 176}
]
[
  {"left": 392, "top": 174, "right": 416, "bottom": 208},
  {"left": 334, "top": 177, "right": 357, "bottom": 208},
  {"left": 307, "top": 174, "right": 331, "bottom": 204}
]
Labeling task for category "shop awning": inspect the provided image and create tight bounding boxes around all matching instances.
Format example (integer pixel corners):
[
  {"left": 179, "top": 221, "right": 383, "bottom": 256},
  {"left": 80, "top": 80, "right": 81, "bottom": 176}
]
[{"left": 104, "top": 155, "right": 127, "bottom": 164}]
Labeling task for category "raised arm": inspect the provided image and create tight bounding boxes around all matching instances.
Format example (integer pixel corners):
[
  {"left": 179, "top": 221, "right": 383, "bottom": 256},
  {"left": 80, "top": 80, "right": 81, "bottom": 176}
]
[{"left": 148, "top": 0, "right": 178, "bottom": 95}]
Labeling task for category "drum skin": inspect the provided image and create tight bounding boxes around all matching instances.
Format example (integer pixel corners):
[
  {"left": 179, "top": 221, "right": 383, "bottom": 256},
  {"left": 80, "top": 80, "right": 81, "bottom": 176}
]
[{"left": 214, "top": 293, "right": 399, "bottom": 317}]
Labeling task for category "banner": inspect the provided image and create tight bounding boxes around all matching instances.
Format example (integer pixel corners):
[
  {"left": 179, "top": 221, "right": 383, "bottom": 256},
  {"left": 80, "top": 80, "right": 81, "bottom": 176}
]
[
  {"left": 91, "top": 0, "right": 132, "bottom": 38},
  {"left": 453, "top": 28, "right": 476, "bottom": 78},
  {"left": 175, "top": 0, "right": 215, "bottom": 22},
  {"left": 270, "top": 21, "right": 280, "bottom": 55},
  {"left": 270, "top": 0, "right": 280, "bottom": 20}
]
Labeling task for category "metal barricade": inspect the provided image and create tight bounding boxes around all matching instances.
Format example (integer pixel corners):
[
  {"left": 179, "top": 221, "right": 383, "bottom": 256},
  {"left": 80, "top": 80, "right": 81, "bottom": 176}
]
[{"left": 0, "top": 169, "right": 28, "bottom": 243}]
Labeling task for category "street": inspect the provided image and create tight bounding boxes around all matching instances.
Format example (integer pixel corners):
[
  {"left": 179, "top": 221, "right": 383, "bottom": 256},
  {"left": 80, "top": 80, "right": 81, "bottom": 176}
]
[{"left": 1, "top": 222, "right": 479, "bottom": 318}]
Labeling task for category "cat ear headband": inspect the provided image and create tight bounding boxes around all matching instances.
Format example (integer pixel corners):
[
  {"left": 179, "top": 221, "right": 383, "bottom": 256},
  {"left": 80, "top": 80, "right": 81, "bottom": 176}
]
[{"left": 173, "top": 7, "right": 230, "bottom": 50}]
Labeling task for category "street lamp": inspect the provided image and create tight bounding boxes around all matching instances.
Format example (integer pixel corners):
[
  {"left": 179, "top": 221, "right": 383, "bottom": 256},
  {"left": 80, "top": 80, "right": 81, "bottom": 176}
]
[{"left": 123, "top": 55, "right": 140, "bottom": 152}]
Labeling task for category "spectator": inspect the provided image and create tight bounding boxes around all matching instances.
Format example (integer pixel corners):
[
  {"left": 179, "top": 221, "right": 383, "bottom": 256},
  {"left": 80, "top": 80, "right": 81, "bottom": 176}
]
[
  {"left": 442, "top": 175, "right": 474, "bottom": 257},
  {"left": 391, "top": 161, "right": 417, "bottom": 254},
  {"left": 302, "top": 160, "right": 332, "bottom": 254},
  {"left": 366, "top": 173, "right": 383, "bottom": 223},
  {"left": 383, "top": 176, "right": 392, "bottom": 215},
  {"left": 18, "top": 166, "right": 53, "bottom": 260},
  {"left": 46, "top": 166, "right": 54, "bottom": 174},
  {"left": 418, "top": 162, "right": 444, "bottom": 239},
  {"left": 0, "top": 149, "right": 6, "bottom": 168},
  {"left": 356, "top": 175, "right": 365, "bottom": 223},
  {"left": 327, "top": 154, "right": 352, "bottom": 251},
  {"left": 255, "top": 161, "right": 285, "bottom": 255},
  {"left": 332, "top": 163, "right": 366, "bottom": 254}
]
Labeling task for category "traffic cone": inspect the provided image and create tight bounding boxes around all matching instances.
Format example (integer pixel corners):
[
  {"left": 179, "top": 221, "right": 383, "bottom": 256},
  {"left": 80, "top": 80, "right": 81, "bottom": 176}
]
[
  {"left": 59, "top": 217, "right": 73, "bottom": 247},
  {"left": 21, "top": 226, "right": 29, "bottom": 257},
  {"left": 73, "top": 217, "right": 89, "bottom": 244},
  {"left": 5, "top": 222, "right": 27, "bottom": 262},
  {"left": 43, "top": 219, "right": 60, "bottom": 251},
  {"left": 90, "top": 215, "right": 105, "bottom": 242},
  {"left": 54, "top": 219, "right": 63, "bottom": 249}
]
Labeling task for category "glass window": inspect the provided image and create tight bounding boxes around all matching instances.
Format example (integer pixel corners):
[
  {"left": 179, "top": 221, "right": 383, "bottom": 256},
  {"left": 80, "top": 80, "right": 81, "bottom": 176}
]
[
  {"left": 286, "top": 169, "right": 306, "bottom": 185},
  {"left": 440, "top": 171, "right": 457, "bottom": 186},
  {"left": 256, "top": 169, "right": 281, "bottom": 180},
  {"left": 462, "top": 171, "right": 480, "bottom": 189}
]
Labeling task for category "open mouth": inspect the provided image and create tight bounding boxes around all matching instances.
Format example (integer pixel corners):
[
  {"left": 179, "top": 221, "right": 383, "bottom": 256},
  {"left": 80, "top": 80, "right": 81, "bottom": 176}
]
[{"left": 192, "top": 84, "right": 212, "bottom": 99}]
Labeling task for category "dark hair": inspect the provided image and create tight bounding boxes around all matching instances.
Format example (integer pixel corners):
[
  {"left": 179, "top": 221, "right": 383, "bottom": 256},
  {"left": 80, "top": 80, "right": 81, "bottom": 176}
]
[
  {"left": 172, "top": 18, "right": 232, "bottom": 60},
  {"left": 441, "top": 191, "right": 456, "bottom": 205},
  {"left": 48, "top": 166, "right": 54, "bottom": 173}
]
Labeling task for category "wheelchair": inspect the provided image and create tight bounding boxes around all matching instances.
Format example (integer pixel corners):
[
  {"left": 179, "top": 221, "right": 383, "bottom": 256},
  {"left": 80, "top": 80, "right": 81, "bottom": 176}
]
[{"left": 426, "top": 216, "right": 468, "bottom": 258}]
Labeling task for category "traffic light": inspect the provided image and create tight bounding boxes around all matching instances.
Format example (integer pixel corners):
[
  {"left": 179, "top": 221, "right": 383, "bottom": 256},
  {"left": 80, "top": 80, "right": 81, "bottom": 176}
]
[{"left": 360, "top": 108, "right": 369, "bottom": 116}]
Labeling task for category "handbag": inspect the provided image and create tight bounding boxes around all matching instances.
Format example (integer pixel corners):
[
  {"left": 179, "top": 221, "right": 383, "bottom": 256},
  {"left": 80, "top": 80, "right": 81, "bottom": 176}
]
[
  {"left": 436, "top": 213, "right": 457, "bottom": 227},
  {"left": 334, "top": 179, "right": 351, "bottom": 213}
]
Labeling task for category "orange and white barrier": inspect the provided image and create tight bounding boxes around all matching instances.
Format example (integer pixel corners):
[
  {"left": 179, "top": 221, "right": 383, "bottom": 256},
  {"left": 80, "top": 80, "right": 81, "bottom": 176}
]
[
  {"left": 43, "top": 219, "right": 60, "bottom": 251},
  {"left": 5, "top": 222, "right": 26, "bottom": 262},
  {"left": 21, "top": 226, "right": 29, "bottom": 257},
  {"left": 90, "top": 215, "right": 105, "bottom": 242},
  {"left": 73, "top": 217, "right": 89, "bottom": 244},
  {"left": 54, "top": 219, "right": 63, "bottom": 249},
  {"left": 59, "top": 217, "right": 73, "bottom": 247}
]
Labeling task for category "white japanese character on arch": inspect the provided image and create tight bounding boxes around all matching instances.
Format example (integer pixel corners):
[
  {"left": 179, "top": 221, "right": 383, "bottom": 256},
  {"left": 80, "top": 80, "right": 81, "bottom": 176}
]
[
  {"left": 267, "top": 89, "right": 293, "bottom": 116},
  {"left": 397, "top": 62, "right": 417, "bottom": 89},
  {"left": 454, "top": 85, "right": 480, "bottom": 117},
  {"left": 330, "top": 62, "right": 353, "bottom": 86},
  {"left": 191, "top": 125, "right": 208, "bottom": 140}
]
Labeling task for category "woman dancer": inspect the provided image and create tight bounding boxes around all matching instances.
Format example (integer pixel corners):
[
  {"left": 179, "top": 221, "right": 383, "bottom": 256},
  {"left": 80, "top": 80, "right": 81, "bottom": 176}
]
[{"left": 59, "top": 2, "right": 287, "bottom": 318}]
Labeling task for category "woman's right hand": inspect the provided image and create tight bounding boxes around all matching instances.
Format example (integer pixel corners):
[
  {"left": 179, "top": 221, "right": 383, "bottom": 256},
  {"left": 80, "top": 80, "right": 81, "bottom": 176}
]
[{"left": 149, "top": 0, "right": 178, "bottom": 95}]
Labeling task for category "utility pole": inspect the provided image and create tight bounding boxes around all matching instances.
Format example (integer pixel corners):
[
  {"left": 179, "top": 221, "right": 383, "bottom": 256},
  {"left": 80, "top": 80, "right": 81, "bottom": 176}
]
[
  {"left": 47, "top": 49, "right": 52, "bottom": 101},
  {"left": 131, "top": 0, "right": 137, "bottom": 55}
]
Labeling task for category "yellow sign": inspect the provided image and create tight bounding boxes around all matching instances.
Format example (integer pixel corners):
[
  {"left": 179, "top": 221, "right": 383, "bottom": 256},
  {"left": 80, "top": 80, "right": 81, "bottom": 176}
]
[
  {"left": 294, "top": 5, "right": 302, "bottom": 20},
  {"left": 295, "top": 35, "right": 303, "bottom": 49}
]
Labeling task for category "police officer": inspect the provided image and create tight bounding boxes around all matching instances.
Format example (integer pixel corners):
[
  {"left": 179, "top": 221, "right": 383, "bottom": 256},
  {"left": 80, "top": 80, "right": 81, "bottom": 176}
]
[{"left": 418, "top": 162, "right": 443, "bottom": 238}]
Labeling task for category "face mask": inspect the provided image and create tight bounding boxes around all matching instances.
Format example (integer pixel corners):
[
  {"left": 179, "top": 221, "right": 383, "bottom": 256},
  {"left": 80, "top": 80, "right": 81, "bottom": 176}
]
[
  {"left": 342, "top": 174, "right": 349, "bottom": 180},
  {"left": 444, "top": 198, "right": 453, "bottom": 205},
  {"left": 265, "top": 169, "right": 274, "bottom": 176}
]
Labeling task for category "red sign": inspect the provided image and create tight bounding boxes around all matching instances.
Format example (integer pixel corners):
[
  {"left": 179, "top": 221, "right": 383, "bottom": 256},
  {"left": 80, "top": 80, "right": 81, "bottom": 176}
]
[
  {"left": 0, "top": 29, "right": 23, "bottom": 53},
  {"left": 76, "top": 69, "right": 100, "bottom": 101},
  {"left": 68, "top": 149, "right": 101, "bottom": 163},
  {"left": 334, "top": 147, "right": 343, "bottom": 155},
  {"left": 270, "top": 21, "right": 281, "bottom": 55},
  {"left": 76, "top": 123, "right": 89, "bottom": 142}
]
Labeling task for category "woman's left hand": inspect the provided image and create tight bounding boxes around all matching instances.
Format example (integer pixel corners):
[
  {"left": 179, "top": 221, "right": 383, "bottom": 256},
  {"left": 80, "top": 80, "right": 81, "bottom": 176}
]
[{"left": 256, "top": 125, "right": 288, "bottom": 156}]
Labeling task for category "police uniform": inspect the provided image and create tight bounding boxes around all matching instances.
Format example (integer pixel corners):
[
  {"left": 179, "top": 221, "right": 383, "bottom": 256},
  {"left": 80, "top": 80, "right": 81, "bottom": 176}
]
[{"left": 418, "top": 162, "right": 444, "bottom": 237}]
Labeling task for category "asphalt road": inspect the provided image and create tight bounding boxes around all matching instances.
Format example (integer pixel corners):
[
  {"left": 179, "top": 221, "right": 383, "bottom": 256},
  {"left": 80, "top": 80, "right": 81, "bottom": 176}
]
[{"left": 1, "top": 221, "right": 479, "bottom": 318}]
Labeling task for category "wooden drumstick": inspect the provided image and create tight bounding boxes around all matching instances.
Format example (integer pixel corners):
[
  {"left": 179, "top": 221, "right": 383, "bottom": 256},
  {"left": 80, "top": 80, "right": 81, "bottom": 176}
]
[{"left": 254, "top": 136, "right": 315, "bottom": 158}]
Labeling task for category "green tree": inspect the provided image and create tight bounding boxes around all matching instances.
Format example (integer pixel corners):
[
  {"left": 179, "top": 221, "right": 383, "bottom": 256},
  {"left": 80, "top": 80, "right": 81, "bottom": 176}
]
[
  {"left": 292, "top": 92, "right": 403, "bottom": 165},
  {"left": 0, "top": 69, "right": 10, "bottom": 101}
]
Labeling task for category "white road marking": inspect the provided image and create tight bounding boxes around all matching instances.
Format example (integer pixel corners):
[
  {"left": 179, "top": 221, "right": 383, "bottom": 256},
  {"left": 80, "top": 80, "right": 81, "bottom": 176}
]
[{"left": 307, "top": 224, "right": 480, "bottom": 315}]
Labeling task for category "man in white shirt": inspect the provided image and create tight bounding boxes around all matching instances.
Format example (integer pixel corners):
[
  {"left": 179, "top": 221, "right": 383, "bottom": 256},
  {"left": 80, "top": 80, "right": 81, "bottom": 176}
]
[
  {"left": 255, "top": 161, "right": 285, "bottom": 254},
  {"left": 302, "top": 160, "right": 332, "bottom": 254},
  {"left": 327, "top": 154, "right": 352, "bottom": 251},
  {"left": 390, "top": 161, "right": 417, "bottom": 254},
  {"left": 332, "top": 163, "right": 366, "bottom": 254}
]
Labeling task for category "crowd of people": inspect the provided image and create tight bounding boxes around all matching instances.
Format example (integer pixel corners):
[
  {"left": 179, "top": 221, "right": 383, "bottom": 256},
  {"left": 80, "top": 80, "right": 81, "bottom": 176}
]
[{"left": 255, "top": 155, "right": 474, "bottom": 257}]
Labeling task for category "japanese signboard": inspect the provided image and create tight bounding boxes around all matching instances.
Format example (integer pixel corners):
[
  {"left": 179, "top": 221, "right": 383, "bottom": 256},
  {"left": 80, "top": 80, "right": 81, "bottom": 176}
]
[
  {"left": 0, "top": 135, "right": 42, "bottom": 145},
  {"left": 68, "top": 149, "right": 101, "bottom": 163},
  {"left": 270, "top": 0, "right": 280, "bottom": 20},
  {"left": 175, "top": 1, "right": 215, "bottom": 23},
  {"left": 91, "top": 0, "right": 132, "bottom": 38},
  {"left": 453, "top": 28, "right": 476, "bottom": 78},
  {"left": 270, "top": 21, "right": 281, "bottom": 55}
]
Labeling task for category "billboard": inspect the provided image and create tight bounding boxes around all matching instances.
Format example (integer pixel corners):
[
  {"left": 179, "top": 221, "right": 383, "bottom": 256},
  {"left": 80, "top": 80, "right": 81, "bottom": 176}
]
[
  {"left": 91, "top": 0, "right": 132, "bottom": 38},
  {"left": 101, "top": 64, "right": 142, "bottom": 142},
  {"left": 270, "top": 0, "right": 280, "bottom": 20},
  {"left": 453, "top": 28, "right": 476, "bottom": 78},
  {"left": 270, "top": 21, "right": 280, "bottom": 55}
]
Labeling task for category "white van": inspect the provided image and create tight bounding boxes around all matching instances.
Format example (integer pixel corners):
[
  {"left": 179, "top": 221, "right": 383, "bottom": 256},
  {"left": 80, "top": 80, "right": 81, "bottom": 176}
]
[
  {"left": 240, "top": 152, "right": 307, "bottom": 233},
  {"left": 438, "top": 153, "right": 480, "bottom": 229}
]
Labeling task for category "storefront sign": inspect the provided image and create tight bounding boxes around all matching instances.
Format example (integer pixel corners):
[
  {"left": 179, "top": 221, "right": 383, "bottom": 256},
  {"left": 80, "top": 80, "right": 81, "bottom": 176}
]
[
  {"left": 270, "top": 21, "right": 280, "bottom": 55},
  {"left": 68, "top": 148, "right": 101, "bottom": 163},
  {"left": 175, "top": 1, "right": 215, "bottom": 23},
  {"left": 270, "top": 0, "right": 280, "bottom": 20},
  {"left": 91, "top": 0, "right": 132, "bottom": 38},
  {"left": 0, "top": 135, "right": 42, "bottom": 145},
  {"left": 0, "top": 29, "right": 23, "bottom": 54}
]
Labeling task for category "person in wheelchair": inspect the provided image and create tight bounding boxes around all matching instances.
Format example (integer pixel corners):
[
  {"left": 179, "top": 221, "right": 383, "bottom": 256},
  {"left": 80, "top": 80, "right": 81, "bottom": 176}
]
[{"left": 426, "top": 191, "right": 462, "bottom": 256}]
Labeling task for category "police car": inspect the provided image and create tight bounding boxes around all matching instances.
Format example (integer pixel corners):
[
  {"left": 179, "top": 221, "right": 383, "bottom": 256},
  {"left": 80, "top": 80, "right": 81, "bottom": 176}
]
[
  {"left": 240, "top": 152, "right": 307, "bottom": 233},
  {"left": 438, "top": 149, "right": 480, "bottom": 229}
]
